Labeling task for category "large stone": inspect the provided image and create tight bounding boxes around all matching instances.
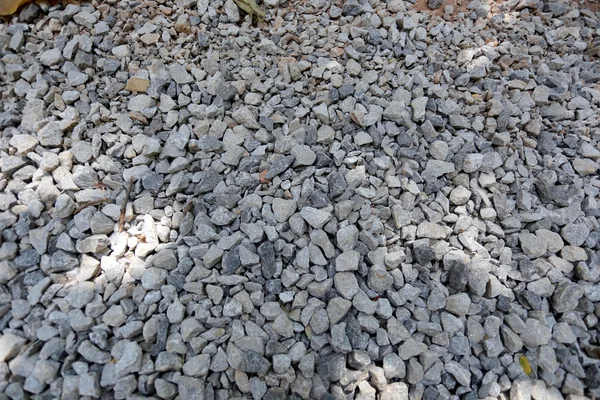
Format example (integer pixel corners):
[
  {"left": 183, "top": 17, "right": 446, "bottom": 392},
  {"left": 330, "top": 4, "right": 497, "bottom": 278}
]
[
  {"left": 334, "top": 272, "right": 359, "bottom": 300},
  {"left": 552, "top": 282, "right": 584, "bottom": 313},
  {"left": 0, "top": 333, "right": 27, "bottom": 362},
  {"left": 299, "top": 207, "right": 332, "bottom": 229},
  {"left": 272, "top": 199, "right": 297, "bottom": 223}
]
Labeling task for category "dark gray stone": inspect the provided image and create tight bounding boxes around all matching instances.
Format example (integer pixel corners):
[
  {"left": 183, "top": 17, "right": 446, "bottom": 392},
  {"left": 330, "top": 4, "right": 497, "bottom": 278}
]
[
  {"left": 414, "top": 244, "right": 435, "bottom": 265},
  {"left": 328, "top": 171, "right": 347, "bottom": 198},
  {"left": 446, "top": 259, "right": 469, "bottom": 291},
  {"left": 222, "top": 246, "right": 241, "bottom": 275},
  {"left": 342, "top": 0, "right": 363, "bottom": 16},
  {"left": 195, "top": 168, "right": 222, "bottom": 194},
  {"left": 241, "top": 351, "right": 270, "bottom": 376},
  {"left": 258, "top": 242, "right": 276, "bottom": 279},
  {"left": 316, "top": 354, "right": 346, "bottom": 382},
  {"left": 265, "top": 155, "right": 295, "bottom": 180}
]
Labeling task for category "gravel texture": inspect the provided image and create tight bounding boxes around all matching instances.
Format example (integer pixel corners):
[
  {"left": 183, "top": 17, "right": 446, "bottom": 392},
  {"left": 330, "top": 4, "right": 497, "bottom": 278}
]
[{"left": 1, "top": 0, "right": 600, "bottom": 399}]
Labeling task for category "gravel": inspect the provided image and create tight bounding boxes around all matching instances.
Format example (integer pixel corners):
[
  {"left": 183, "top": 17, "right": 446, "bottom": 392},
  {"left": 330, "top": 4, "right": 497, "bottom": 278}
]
[{"left": 1, "top": 0, "right": 600, "bottom": 398}]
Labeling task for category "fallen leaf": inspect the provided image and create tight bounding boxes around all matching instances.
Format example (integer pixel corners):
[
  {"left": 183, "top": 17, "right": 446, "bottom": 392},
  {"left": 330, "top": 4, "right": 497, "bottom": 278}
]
[{"left": 0, "top": 0, "right": 31, "bottom": 15}]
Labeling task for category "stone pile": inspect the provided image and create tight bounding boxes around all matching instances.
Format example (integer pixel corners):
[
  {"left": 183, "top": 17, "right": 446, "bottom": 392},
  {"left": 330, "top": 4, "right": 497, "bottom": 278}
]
[{"left": 0, "top": 0, "right": 599, "bottom": 398}]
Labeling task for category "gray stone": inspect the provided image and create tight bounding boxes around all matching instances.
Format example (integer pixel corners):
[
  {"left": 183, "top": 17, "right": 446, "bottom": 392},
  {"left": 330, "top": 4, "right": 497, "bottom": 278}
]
[
  {"left": 449, "top": 186, "right": 471, "bottom": 205},
  {"left": 552, "top": 281, "right": 584, "bottom": 313},
  {"left": 327, "top": 297, "right": 352, "bottom": 325},
  {"left": 272, "top": 354, "right": 291, "bottom": 374},
  {"left": 337, "top": 225, "right": 359, "bottom": 251},
  {"left": 0, "top": 333, "right": 27, "bottom": 362},
  {"left": 336, "top": 250, "right": 359, "bottom": 271},
  {"left": 446, "top": 259, "right": 470, "bottom": 291},
  {"left": 310, "top": 308, "right": 329, "bottom": 334},
  {"left": 463, "top": 153, "right": 484, "bottom": 173},
  {"left": 155, "top": 351, "right": 184, "bottom": 371},
  {"left": 40, "top": 49, "right": 63, "bottom": 66},
  {"left": 414, "top": 244, "right": 435, "bottom": 265},
  {"left": 334, "top": 272, "right": 359, "bottom": 299},
  {"left": 103, "top": 305, "right": 127, "bottom": 327},
  {"left": 65, "top": 282, "right": 95, "bottom": 309},
  {"left": 300, "top": 206, "right": 332, "bottom": 229},
  {"left": 115, "top": 342, "right": 142, "bottom": 378},
  {"left": 560, "top": 223, "right": 590, "bottom": 247},
  {"left": 330, "top": 323, "right": 352, "bottom": 353},
  {"left": 272, "top": 198, "right": 297, "bottom": 223},
  {"left": 258, "top": 241, "right": 276, "bottom": 279},
  {"left": 211, "top": 206, "right": 236, "bottom": 225},
  {"left": 272, "top": 314, "right": 294, "bottom": 338},
  {"left": 383, "top": 352, "right": 406, "bottom": 379},
  {"left": 29, "top": 228, "right": 49, "bottom": 254},
  {"left": 141, "top": 267, "right": 168, "bottom": 290},
  {"left": 423, "top": 160, "right": 455, "bottom": 180},
  {"left": 445, "top": 361, "right": 471, "bottom": 386},
  {"left": 417, "top": 222, "right": 452, "bottom": 239},
  {"left": 519, "top": 232, "right": 547, "bottom": 258},
  {"left": 291, "top": 145, "right": 316, "bottom": 166},
  {"left": 175, "top": 376, "right": 205, "bottom": 399},
  {"left": 398, "top": 338, "right": 427, "bottom": 360},
  {"left": 78, "top": 341, "right": 111, "bottom": 364},
  {"left": 233, "top": 106, "right": 260, "bottom": 129},
  {"left": 380, "top": 383, "right": 409, "bottom": 400},
  {"left": 265, "top": 155, "right": 295, "bottom": 180},
  {"left": 316, "top": 353, "right": 346, "bottom": 382},
  {"left": 241, "top": 351, "right": 270, "bottom": 375},
  {"left": 169, "top": 63, "right": 193, "bottom": 84},
  {"left": 367, "top": 264, "right": 393, "bottom": 293},
  {"left": 76, "top": 235, "right": 110, "bottom": 253},
  {"left": 182, "top": 354, "right": 210, "bottom": 377},
  {"left": 407, "top": 358, "right": 424, "bottom": 384},
  {"left": 445, "top": 293, "right": 471, "bottom": 315}
]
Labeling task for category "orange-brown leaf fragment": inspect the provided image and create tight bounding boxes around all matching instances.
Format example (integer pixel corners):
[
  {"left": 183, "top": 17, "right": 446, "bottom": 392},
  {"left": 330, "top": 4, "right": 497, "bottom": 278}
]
[
  {"left": 0, "top": 0, "right": 32, "bottom": 15},
  {"left": 125, "top": 77, "right": 150, "bottom": 93}
]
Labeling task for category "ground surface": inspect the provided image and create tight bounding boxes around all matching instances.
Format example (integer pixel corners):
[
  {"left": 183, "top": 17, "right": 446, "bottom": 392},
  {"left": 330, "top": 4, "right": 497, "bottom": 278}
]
[{"left": 0, "top": 0, "right": 600, "bottom": 399}]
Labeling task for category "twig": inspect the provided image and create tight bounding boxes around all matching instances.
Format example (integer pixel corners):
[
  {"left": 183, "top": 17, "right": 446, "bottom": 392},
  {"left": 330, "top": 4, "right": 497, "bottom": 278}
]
[
  {"left": 73, "top": 198, "right": 109, "bottom": 215},
  {"left": 118, "top": 177, "right": 134, "bottom": 232}
]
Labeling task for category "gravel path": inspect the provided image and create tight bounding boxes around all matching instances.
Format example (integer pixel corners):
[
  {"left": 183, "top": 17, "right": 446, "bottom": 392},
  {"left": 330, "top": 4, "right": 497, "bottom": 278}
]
[{"left": 1, "top": 0, "right": 600, "bottom": 399}]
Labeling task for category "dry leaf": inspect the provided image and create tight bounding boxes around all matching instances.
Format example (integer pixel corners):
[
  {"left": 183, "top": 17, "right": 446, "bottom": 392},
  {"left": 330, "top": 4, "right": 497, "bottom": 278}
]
[{"left": 0, "top": 0, "right": 32, "bottom": 15}]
